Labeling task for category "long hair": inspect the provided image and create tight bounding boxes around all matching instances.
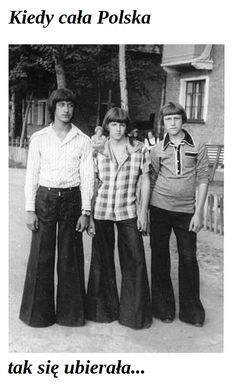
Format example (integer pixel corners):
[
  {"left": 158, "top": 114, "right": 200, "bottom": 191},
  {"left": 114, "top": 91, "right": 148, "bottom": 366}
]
[
  {"left": 48, "top": 88, "right": 76, "bottom": 122},
  {"left": 102, "top": 107, "right": 131, "bottom": 135}
]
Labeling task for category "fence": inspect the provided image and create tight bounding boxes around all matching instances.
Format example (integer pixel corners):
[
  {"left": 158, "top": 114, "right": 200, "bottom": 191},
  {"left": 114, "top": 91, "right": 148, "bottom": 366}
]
[
  {"left": 9, "top": 138, "right": 29, "bottom": 167},
  {"left": 203, "top": 193, "right": 224, "bottom": 235},
  {"left": 9, "top": 138, "right": 29, "bottom": 148}
]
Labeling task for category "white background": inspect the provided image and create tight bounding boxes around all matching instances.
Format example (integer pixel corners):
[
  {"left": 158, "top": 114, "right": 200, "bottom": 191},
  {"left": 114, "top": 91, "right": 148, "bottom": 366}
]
[{"left": 1, "top": 0, "right": 235, "bottom": 384}]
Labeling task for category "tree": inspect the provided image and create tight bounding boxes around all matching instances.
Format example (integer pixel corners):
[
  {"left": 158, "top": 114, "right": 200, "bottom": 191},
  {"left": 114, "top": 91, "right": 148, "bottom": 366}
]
[
  {"left": 119, "top": 45, "right": 128, "bottom": 111},
  {"left": 9, "top": 44, "right": 163, "bottom": 138},
  {"left": 9, "top": 45, "right": 56, "bottom": 140}
]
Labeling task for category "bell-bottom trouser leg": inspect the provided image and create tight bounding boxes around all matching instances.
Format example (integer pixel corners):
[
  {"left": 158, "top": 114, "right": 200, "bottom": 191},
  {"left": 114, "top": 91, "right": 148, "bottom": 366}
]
[
  {"left": 86, "top": 218, "right": 152, "bottom": 329},
  {"left": 150, "top": 206, "right": 205, "bottom": 325},
  {"left": 150, "top": 206, "right": 175, "bottom": 320},
  {"left": 19, "top": 187, "right": 85, "bottom": 327}
]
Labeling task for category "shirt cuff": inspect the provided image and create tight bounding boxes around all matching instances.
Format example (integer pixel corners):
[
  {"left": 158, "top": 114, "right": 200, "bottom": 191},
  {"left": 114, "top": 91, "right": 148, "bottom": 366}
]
[
  {"left": 25, "top": 200, "right": 35, "bottom": 211},
  {"left": 81, "top": 197, "right": 91, "bottom": 211}
]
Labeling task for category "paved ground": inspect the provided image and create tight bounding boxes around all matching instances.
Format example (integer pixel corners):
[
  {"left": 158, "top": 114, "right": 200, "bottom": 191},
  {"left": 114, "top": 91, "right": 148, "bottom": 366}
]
[{"left": 9, "top": 167, "right": 223, "bottom": 353}]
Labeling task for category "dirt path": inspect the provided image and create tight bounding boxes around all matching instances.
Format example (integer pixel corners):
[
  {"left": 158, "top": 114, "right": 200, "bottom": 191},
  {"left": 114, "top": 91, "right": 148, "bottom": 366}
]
[{"left": 9, "top": 167, "right": 223, "bottom": 352}]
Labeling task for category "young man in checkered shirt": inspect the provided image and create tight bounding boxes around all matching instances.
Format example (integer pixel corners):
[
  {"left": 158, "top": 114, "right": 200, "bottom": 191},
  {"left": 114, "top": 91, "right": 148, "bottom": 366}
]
[{"left": 86, "top": 107, "right": 152, "bottom": 329}]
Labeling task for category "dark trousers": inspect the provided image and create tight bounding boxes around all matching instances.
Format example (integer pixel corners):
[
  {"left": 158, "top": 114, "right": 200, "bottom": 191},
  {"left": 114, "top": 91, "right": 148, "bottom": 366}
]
[
  {"left": 86, "top": 218, "right": 152, "bottom": 329},
  {"left": 150, "top": 206, "right": 205, "bottom": 325},
  {"left": 19, "top": 186, "right": 85, "bottom": 327}
]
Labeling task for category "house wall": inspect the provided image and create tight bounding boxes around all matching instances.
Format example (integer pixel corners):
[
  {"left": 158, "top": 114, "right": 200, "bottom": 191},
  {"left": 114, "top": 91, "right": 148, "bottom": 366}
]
[{"left": 164, "top": 45, "right": 224, "bottom": 144}]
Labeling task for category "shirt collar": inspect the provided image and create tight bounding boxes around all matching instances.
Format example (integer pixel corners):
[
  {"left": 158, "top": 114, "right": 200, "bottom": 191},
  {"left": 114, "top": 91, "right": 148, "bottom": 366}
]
[
  {"left": 49, "top": 123, "right": 80, "bottom": 145},
  {"left": 163, "top": 129, "right": 195, "bottom": 150},
  {"left": 98, "top": 137, "right": 143, "bottom": 158}
]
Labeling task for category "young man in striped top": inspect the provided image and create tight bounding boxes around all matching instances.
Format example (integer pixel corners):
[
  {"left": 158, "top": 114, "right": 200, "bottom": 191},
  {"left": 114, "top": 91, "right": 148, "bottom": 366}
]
[{"left": 19, "top": 88, "right": 94, "bottom": 327}]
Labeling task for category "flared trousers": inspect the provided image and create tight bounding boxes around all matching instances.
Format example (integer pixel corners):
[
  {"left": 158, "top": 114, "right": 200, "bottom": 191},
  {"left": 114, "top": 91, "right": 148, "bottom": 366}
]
[
  {"left": 86, "top": 217, "right": 152, "bottom": 329},
  {"left": 19, "top": 186, "right": 85, "bottom": 327},
  {"left": 150, "top": 206, "right": 205, "bottom": 325}
]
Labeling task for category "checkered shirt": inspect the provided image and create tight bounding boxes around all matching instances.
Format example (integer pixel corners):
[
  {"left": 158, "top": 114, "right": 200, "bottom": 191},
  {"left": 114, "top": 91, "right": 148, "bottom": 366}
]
[{"left": 94, "top": 138, "right": 150, "bottom": 221}]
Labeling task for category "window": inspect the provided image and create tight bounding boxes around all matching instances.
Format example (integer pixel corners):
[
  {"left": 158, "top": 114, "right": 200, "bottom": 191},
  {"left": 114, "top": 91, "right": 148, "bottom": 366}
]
[
  {"left": 185, "top": 80, "right": 205, "bottom": 121},
  {"left": 180, "top": 76, "right": 209, "bottom": 123},
  {"left": 27, "top": 100, "right": 48, "bottom": 126}
]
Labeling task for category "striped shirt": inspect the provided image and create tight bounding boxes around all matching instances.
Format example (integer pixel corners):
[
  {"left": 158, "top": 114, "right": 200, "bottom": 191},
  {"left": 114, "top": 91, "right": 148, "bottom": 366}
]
[
  {"left": 25, "top": 124, "right": 94, "bottom": 211},
  {"left": 150, "top": 130, "right": 209, "bottom": 213},
  {"left": 94, "top": 138, "right": 150, "bottom": 221}
]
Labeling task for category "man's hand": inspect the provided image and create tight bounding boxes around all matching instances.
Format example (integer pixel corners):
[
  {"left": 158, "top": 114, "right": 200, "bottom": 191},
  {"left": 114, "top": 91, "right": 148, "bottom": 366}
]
[
  {"left": 137, "top": 210, "right": 148, "bottom": 236},
  {"left": 26, "top": 211, "right": 39, "bottom": 231},
  {"left": 87, "top": 216, "right": 96, "bottom": 237},
  {"left": 76, "top": 215, "right": 89, "bottom": 233},
  {"left": 189, "top": 211, "right": 204, "bottom": 233}
]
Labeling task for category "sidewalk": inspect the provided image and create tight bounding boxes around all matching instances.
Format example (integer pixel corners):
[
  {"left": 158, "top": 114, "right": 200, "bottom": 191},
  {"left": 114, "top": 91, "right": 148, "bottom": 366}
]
[{"left": 9, "top": 167, "right": 223, "bottom": 353}]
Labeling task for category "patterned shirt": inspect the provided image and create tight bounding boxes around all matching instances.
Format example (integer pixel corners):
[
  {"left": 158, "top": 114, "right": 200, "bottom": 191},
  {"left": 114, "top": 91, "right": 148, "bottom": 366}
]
[
  {"left": 25, "top": 124, "right": 94, "bottom": 211},
  {"left": 94, "top": 138, "right": 150, "bottom": 221},
  {"left": 150, "top": 130, "right": 209, "bottom": 213}
]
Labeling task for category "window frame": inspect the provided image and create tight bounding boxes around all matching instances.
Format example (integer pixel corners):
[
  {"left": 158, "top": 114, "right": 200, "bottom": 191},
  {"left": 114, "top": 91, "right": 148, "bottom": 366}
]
[{"left": 179, "top": 75, "right": 209, "bottom": 123}]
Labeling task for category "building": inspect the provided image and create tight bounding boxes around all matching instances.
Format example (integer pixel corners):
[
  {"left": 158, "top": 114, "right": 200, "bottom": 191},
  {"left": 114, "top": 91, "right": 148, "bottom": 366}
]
[{"left": 160, "top": 45, "right": 224, "bottom": 144}]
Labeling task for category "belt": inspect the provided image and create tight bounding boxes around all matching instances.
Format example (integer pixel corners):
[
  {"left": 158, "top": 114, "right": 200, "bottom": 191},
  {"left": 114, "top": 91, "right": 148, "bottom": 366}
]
[{"left": 39, "top": 185, "right": 80, "bottom": 192}]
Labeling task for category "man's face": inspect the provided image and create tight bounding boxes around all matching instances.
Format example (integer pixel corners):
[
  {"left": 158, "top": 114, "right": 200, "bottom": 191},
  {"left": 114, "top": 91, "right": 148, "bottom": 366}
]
[
  {"left": 96, "top": 129, "right": 103, "bottom": 137},
  {"left": 108, "top": 121, "right": 126, "bottom": 141},
  {"left": 163, "top": 114, "right": 183, "bottom": 137},
  {"left": 55, "top": 101, "right": 74, "bottom": 123}
]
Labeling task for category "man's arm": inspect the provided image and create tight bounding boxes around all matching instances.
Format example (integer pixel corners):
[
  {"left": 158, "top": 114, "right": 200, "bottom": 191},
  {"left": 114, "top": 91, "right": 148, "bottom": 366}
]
[
  {"left": 79, "top": 137, "right": 94, "bottom": 211},
  {"left": 87, "top": 175, "right": 100, "bottom": 237},
  {"left": 25, "top": 136, "right": 41, "bottom": 231},
  {"left": 150, "top": 146, "right": 160, "bottom": 190},
  {"left": 189, "top": 143, "right": 209, "bottom": 232},
  {"left": 76, "top": 137, "right": 94, "bottom": 232},
  {"left": 189, "top": 182, "right": 208, "bottom": 232},
  {"left": 137, "top": 172, "right": 151, "bottom": 234}
]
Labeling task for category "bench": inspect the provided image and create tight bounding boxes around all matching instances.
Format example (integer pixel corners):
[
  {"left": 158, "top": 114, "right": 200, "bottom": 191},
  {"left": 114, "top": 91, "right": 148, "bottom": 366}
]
[{"left": 206, "top": 144, "right": 224, "bottom": 182}]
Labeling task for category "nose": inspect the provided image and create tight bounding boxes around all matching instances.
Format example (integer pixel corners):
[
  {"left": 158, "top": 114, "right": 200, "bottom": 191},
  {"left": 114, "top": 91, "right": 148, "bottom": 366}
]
[{"left": 170, "top": 117, "right": 175, "bottom": 126}]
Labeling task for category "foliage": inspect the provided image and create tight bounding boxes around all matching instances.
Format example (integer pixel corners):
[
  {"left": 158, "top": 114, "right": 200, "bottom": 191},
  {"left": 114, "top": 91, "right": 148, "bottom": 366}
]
[{"left": 9, "top": 44, "right": 163, "bottom": 135}]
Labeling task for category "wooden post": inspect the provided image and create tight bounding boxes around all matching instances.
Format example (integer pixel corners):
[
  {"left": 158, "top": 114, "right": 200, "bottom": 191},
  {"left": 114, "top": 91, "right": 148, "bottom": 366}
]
[
  {"left": 203, "top": 196, "right": 208, "bottom": 230},
  {"left": 213, "top": 193, "right": 218, "bottom": 233},
  {"left": 219, "top": 195, "right": 224, "bottom": 235},
  {"left": 209, "top": 194, "right": 214, "bottom": 232}
]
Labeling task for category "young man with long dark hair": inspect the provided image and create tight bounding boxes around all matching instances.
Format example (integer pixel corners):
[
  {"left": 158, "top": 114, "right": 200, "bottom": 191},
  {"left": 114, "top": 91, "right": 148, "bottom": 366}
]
[{"left": 19, "top": 88, "right": 94, "bottom": 327}]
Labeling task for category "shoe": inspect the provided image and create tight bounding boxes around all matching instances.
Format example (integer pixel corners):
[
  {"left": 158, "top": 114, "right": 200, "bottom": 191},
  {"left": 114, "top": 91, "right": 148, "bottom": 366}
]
[
  {"left": 193, "top": 321, "right": 204, "bottom": 327},
  {"left": 179, "top": 317, "right": 204, "bottom": 327},
  {"left": 160, "top": 317, "right": 174, "bottom": 323}
]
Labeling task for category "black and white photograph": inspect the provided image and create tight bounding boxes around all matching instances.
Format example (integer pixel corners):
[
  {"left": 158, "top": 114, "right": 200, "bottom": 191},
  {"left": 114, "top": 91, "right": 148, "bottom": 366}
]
[
  {"left": 8, "top": 43, "right": 224, "bottom": 353},
  {"left": 2, "top": 0, "right": 236, "bottom": 384}
]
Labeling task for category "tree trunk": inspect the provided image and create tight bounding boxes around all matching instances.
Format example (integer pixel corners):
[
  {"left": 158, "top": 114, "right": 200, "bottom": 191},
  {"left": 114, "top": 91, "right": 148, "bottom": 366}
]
[
  {"left": 119, "top": 45, "right": 128, "bottom": 111},
  {"left": 52, "top": 48, "right": 67, "bottom": 89},
  {"left": 96, "top": 85, "right": 101, "bottom": 126},
  {"left": 20, "top": 92, "right": 33, "bottom": 147},
  {"left": 55, "top": 62, "right": 67, "bottom": 89},
  {"left": 9, "top": 91, "right": 16, "bottom": 139}
]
